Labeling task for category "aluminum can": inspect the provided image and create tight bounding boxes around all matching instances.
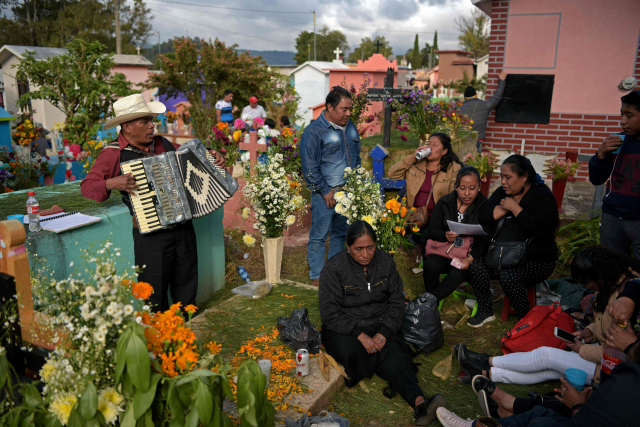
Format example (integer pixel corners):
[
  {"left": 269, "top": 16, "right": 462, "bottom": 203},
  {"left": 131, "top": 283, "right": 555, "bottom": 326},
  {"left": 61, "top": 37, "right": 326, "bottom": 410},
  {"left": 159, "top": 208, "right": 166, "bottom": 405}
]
[
  {"left": 415, "top": 147, "right": 432, "bottom": 160},
  {"left": 296, "top": 349, "right": 310, "bottom": 377}
]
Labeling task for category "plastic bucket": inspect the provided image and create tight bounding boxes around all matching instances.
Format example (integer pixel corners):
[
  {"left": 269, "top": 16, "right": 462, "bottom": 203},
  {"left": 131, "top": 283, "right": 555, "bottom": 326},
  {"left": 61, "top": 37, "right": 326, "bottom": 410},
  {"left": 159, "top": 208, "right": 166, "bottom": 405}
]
[{"left": 565, "top": 368, "right": 587, "bottom": 391}]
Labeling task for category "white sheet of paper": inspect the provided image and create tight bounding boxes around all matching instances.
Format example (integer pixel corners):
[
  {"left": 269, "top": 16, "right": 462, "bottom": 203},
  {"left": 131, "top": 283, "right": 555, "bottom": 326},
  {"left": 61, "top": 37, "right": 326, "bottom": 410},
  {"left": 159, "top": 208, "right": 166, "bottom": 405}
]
[
  {"left": 446, "top": 220, "right": 487, "bottom": 236},
  {"left": 23, "top": 211, "right": 67, "bottom": 224}
]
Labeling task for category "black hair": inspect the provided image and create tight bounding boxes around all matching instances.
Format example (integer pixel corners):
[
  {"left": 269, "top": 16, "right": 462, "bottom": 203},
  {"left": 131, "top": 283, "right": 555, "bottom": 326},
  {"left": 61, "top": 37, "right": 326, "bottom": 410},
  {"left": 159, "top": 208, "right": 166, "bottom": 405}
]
[
  {"left": 501, "top": 154, "right": 551, "bottom": 190},
  {"left": 325, "top": 86, "right": 352, "bottom": 110},
  {"left": 621, "top": 91, "right": 640, "bottom": 113},
  {"left": 570, "top": 246, "right": 640, "bottom": 314},
  {"left": 455, "top": 165, "right": 481, "bottom": 187},
  {"left": 224, "top": 89, "right": 234, "bottom": 96},
  {"left": 429, "top": 132, "right": 461, "bottom": 172},
  {"left": 346, "top": 220, "right": 377, "bottom": 246},
  {"left": 280, "top": 116, "right": 290, "bottom": 126},
  {"left": 264, "top": 118, "right": 276, "bottom": 128}
]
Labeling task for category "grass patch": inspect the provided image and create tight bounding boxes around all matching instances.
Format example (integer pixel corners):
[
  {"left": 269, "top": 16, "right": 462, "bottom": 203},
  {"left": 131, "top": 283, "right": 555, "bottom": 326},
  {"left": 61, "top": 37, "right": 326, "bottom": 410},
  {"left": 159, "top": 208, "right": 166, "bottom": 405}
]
[
  {"left": 0, "top": 181, "right": 123, "bottom": 219},
  {"left": 361, "top": 130, "right": 422, "bottom": 149}
]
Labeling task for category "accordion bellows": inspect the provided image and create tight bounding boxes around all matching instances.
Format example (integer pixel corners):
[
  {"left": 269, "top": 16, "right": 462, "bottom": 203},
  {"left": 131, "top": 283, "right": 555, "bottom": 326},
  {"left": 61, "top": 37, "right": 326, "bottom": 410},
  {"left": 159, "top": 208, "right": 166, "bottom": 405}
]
[{"left": 120, "top": 139, "right": 239, "bottom": 234}]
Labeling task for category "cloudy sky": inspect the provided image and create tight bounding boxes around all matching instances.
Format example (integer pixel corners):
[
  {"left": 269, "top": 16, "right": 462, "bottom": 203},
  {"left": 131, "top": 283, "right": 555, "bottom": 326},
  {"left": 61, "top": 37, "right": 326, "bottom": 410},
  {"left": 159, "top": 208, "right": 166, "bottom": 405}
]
[{"left": 145, "top": 0, "right": 478, "bottom": 56}]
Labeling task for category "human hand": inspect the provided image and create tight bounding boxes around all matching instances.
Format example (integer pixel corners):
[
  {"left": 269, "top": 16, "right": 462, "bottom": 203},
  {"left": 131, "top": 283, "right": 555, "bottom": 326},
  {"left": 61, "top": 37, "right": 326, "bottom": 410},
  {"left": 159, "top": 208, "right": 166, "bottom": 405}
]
[
  {"left": 458, "top": 257, "right": 471, "bottom": 270},
  {"left": 373, "top": 333, "right": 387, "bottom": 351},
  {"left": 323, "top": 190, "right": 336, "bottom": 209},
  {"left": 445, "top": 231, "right": 459, "bottom": 242},
  {"left": 499, "top": 72, "right": 507, "bottom": 80},
  {"left": 608, "top": 296, "right": 635, "bottom": 325},
  {"left": 413, "top": 145, "right": 430, "bottom": 161},
  {"left": 573, "top": 329, "right": 594, "bottom": 344},
  {"left": 606, "top": 322, "right": 638, "bottom": 352},
  {"left": 565, "top": 336, "right": 584, "bottom": 353},
  {"left": 358, "top": 333, "right": 378, "bottom": 354},
  {"left": 555, "top": 378, "right": 592, "bottom": 409},
  {"left": 208, "top": 149, "right": 226, "bottom": 167},
  {"left": 500, "top": 197, "right": 521, "bottom": 214},
  {"left": 596, "top": 135, "right": 623, "bottom": 159},
  {"left": 107, "top": 173, "right": 137, "bottom": 194}
]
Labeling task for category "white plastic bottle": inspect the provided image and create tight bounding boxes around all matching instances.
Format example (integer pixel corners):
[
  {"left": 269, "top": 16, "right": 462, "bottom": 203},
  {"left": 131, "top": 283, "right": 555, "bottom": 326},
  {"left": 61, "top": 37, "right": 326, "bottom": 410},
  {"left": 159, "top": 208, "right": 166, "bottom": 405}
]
[{"left": 26, "top": 191, "right": 41, "bottom": 232}]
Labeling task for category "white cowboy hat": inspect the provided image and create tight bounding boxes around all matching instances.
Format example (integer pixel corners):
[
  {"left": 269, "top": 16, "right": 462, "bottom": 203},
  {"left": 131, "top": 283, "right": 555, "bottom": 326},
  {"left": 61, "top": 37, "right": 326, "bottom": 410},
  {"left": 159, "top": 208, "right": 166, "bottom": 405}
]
[{"left": 103, "top": 94, "right": 166, "bottom": 130}]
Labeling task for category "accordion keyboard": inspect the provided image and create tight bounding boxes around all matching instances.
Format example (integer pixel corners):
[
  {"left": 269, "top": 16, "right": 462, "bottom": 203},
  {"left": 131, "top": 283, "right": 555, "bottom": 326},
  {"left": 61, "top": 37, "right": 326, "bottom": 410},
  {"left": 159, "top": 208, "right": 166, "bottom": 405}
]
[
  {"left": 178, "top": 151, "right": 232, "bottom": 218},
  {"left": 121, "top": 161, "right": 162, "bottom": 233}
]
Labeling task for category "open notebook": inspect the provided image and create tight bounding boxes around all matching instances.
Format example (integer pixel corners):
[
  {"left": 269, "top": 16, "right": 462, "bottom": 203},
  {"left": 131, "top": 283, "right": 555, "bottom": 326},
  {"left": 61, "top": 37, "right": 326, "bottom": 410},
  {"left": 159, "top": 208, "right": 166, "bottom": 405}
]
[{"left": 23, "top": 211, "right": 101, "bottom": 233}]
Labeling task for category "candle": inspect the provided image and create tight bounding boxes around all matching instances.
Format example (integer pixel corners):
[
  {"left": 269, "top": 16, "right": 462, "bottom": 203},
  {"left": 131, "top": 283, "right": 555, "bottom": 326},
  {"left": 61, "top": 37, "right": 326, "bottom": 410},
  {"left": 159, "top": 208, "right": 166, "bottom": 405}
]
[{"left": 521, "top": 139, "right": 525, "bottom": 155}]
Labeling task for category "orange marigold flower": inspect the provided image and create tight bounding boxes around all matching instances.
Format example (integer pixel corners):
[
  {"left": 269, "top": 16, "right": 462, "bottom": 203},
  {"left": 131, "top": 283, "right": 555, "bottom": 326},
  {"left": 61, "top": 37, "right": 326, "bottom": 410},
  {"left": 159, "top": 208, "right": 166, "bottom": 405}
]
[
  {"left": 400, "top": 207, "right": 407, "bottom": 217},
  {"left": 412, "top": 227, "right": 420, "bottom": 232},
  {"left": 132, "top": 282, "right": 153, "bottom": 300},
  {"left": 184, "top": 304, "right": 197, "bottom": 313},
  {"left": 207, "top": 341, "right": 222, "bottom": 354}
]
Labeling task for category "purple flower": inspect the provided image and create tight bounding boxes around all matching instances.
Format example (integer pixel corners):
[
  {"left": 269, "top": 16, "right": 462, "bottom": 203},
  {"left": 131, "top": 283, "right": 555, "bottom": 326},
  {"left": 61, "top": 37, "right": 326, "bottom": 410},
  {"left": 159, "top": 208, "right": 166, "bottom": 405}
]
[
  {"left": 285, "top": 155, "right": 290, "bottom": 160},
  {"left": 387, "top": 98, "right": 393, "bottom": 103},
  {"left": 400, "top": 134, "right": 407, "bottom": 141},
  {"left": 409, "top": 78, "right": 415, "bottom": 86}
]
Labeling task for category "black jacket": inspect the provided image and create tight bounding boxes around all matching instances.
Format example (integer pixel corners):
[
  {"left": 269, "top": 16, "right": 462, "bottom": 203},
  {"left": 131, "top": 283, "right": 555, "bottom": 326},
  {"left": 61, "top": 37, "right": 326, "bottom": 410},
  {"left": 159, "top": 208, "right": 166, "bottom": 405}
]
[
  {"left": 428, "top": 191, "right": 490, "bottom": 259},
  {"left": 479, "top": 184, "right": 559, "bottom": 263},
  {"left": 319, "top": 249, "right": 405, "bottom": 339}
]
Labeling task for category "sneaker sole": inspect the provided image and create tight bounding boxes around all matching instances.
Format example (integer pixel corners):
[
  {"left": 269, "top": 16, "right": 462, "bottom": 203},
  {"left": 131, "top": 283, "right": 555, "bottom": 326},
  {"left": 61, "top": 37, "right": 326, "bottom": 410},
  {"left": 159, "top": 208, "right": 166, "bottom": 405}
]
[
  {"left": 478, "top": 390, "right": 491, "bottom": 417},
  {"left": 467, "top": 315, "right": 496, "bottom": 328},
  {"left": 417, "top": 394, "right": 446, "bottom": 426}
]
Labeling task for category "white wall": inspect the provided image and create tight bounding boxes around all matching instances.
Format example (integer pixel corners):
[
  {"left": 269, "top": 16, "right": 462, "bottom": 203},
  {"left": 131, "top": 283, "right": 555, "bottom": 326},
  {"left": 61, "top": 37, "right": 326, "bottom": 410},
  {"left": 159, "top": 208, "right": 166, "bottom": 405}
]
[{"left": 293, "top": 66, "right": 328, "bottom": 126}]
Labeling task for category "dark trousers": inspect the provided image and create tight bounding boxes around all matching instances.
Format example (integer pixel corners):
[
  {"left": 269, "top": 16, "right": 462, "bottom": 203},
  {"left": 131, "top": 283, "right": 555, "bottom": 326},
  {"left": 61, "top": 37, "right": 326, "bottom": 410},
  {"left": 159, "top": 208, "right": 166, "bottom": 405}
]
[
  {"left": 132, "top": 221, "right": 198, "bottom": 312},
  {"left": 469, "top": 258, "right": 556, "bottom": 318},
  {"left": 600, "top": 212, "right": 640, "bottom": 258},
  {"left": 423, "top": 254, "right": 470, "bottom": 301},
  {"left": 321, "top": 326, "right": 424, "bottom": 408},
  {"left": 474, "top": 406, "right": 570, "bottom": 427},
  {"left": 513, "top": 396, "right": 571, "bottom": 418}
]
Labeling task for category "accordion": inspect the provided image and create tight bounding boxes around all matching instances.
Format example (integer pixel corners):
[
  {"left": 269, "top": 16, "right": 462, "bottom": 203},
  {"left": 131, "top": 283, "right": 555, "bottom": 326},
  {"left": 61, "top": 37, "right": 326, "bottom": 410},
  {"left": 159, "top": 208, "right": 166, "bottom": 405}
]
[{"left": 120, "top": 139, "right": 238, "bottom": 234}]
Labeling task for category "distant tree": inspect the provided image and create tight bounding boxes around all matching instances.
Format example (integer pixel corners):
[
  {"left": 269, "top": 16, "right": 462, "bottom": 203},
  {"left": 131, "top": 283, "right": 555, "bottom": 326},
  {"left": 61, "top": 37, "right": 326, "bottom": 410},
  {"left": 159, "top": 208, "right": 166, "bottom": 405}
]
[
  {"left": 411, "top": 34, "right": 421, "bottom": 69},
  {"left": 451, "top": 70, "right": 486, "bottom": 95},
  {"left": 348, "top": 36, "right": 393, "bottom": 63},
  {"left": 420, "top": 42, "right": 433, "bottom": 69},
  {"left": 455, "top": 9, "right": 490, "bottom": 58},
  {"left": 293, "top": 27, "right": 348, "bottom": 64},
  {"left": 432, "top": 30, "right": 439, "bottom": 65}
]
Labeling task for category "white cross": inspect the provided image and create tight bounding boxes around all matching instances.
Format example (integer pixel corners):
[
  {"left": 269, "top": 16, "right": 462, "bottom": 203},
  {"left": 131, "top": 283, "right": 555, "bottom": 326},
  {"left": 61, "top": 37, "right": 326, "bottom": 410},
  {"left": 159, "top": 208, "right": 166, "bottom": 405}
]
[
  {"left": 334, "top": 47, "right": 342, "bottom": 60},
  {"left": 136, "top": 46, "right": 141, "bottom": 55}
]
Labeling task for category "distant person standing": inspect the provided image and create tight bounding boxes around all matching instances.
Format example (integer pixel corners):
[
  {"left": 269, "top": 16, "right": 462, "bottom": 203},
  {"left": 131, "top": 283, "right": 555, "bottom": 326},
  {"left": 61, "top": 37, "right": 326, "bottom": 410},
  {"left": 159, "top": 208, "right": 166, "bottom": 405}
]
[
  {"left": 242, "top": 96, "right": 268, "bottom": 120},
  {"left": 589, "top": 90, "right": 640, "bottom": 258},
  {"left": 280, "top": 116, "right": 291, "bottom": 132},
  {"left": 459, "top": 72, "right": 507, "bottom": 152},
  {"left": 215, "top": 89, "right": 234, "bottom": 126}
]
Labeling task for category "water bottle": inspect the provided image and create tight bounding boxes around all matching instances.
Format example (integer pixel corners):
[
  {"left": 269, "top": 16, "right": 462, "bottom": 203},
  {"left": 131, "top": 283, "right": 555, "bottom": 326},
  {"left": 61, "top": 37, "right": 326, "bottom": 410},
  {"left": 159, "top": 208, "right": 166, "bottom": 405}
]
[
  {"left": 237, "top": 266, "right": 250, "bottom": 283},
  {"left": 26, "top": 191, "right": 41, "bottom": 232}
]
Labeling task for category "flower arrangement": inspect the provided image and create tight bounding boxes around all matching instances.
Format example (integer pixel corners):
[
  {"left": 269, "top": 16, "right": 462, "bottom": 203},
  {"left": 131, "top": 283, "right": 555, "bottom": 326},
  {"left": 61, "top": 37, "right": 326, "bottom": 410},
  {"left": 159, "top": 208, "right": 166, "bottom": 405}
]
[
  {"left": 242, "top": 153, "right": 306, "bottom": 239},
  {"left": 340, "top": 74, "right": 376, "bottom": 130},
  {"left": 377, "top": 198, "right": 411, "bottom": 253},
  {"left": 13, "top": 118, "right": 37, "bottom": 146},
  {"left": 547, "top": 158, "right": 581, "bottom": 182},
  {"left": 334, "top": 167, "right": 383, "bottom": 230},
  {"left": 166, "top": 111, "right": 177, "bottom": 123},
  {"left": 439, "top": 99, "right": 473, "bottom": 137},
  {"left": 393, "top": 88, "right": 442, "bottom": 140},
  {"left": 78, "top": 139, "right": 106, "bottom": 173},
  {"left": 37, "top": 157, "right": 59, "bottom": 178},
  {"left": 180, "top": 111, "right": 191, "bottom": 125},
  {"left": 266, "top": 126, "right": 301, "bottom": 177},
  {"left": 205, "top": 124, "right": 240, "bottom": 167},
  {"left": 462, "top": 152, "right": 499, "bottom": 181}
]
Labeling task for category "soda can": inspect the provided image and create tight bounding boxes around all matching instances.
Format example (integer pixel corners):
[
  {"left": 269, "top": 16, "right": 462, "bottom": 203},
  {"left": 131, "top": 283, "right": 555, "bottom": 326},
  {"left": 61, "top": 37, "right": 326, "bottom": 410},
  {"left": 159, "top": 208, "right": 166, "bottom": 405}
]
[
  {"left": 415, "top": 147, "right": 432, "bottom": 160},
  {"left": 296, "top": 349, "right": 310, "bottom": 377}
]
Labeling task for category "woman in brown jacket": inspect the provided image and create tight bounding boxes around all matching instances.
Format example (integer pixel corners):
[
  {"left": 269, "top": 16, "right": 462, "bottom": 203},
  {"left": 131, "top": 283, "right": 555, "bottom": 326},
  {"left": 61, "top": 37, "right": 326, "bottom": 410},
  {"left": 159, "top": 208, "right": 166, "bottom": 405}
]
[{"left": 388, "top": 132, "right": 462, "bottom": 257}]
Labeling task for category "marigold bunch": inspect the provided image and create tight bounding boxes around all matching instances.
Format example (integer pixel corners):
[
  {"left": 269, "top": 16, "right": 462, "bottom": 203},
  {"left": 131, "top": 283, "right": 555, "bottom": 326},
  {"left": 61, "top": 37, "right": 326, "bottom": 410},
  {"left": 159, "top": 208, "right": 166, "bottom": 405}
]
[
  {"left": 334, "top": 167, "right": 383, "bottom": 230},
  {"left": 377, "top": 198, "right": 411, "bottom": 253},
  {"left": 206, "top": 122, "right": 239, "bottom": 167},
  {"left": 13, "top": 119, "right": 37, "bottom": 146}
]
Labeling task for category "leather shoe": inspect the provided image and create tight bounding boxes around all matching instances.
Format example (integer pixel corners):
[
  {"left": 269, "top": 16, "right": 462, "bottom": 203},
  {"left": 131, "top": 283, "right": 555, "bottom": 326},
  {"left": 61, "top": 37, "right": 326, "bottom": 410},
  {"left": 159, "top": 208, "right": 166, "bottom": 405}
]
[
  {"left": 415, "top": 394, "right": 445, "bottom": 425},
  {"left": 310, "top": 279, "right": 319, "bottom": 287},
  {"left": 472, "top": 375, "right": 496, "bottom": 395},
  {"left": 458, "top": 344, "right": 490, "bottom": 379},
  {"left": 455, "top": 343, "right": 490, "bottom": 366}
]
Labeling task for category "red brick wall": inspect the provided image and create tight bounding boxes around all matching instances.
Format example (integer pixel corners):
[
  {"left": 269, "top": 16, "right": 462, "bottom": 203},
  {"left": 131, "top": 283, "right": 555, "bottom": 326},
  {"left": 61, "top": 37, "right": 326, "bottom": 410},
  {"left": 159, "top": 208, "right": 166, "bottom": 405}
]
[{"left": 483, "top": 0, "right": 640, "bottom": 181}]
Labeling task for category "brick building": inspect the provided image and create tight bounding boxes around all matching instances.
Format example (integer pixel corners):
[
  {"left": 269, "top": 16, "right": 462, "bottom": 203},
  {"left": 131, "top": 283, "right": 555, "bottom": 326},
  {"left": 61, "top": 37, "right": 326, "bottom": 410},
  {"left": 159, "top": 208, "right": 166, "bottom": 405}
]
[{"left": 473, "top": 0, "right": 640, "bottom": 180}]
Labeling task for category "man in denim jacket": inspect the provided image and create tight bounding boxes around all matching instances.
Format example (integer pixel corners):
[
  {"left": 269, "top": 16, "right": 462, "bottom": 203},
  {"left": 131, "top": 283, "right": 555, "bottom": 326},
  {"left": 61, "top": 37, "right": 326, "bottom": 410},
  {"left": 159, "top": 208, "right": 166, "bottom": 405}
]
[{"left": 301, "top": 87, "right": 362, "bottom": 286}]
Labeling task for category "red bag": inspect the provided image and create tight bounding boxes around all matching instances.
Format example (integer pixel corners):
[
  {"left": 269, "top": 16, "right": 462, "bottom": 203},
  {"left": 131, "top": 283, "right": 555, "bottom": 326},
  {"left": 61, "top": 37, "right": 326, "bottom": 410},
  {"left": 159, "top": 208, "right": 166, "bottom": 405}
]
[
  {"left": 424, "top": 237, "right": 473, "bottom": 260},
  {"left": 500, "top": 302, "right": 575, "bottom": 355}
]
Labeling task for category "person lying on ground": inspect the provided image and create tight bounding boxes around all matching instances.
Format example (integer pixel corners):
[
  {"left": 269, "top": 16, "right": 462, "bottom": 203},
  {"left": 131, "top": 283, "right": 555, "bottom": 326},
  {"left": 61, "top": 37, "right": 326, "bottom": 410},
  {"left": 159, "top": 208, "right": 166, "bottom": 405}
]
[
  {"left": 319, "top": 220, "right": 445, "bottom": 425},
  {"left": 457, "top": 245, "right": 640, "bottom": 386}
]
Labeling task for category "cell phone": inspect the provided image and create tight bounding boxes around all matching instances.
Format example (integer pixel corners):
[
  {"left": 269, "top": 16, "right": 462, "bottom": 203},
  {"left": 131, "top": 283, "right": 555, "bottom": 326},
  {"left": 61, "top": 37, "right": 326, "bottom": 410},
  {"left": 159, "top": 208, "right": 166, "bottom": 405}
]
[
  {"left": 450, "top": 258, "right": 464, "bottom": 269},
  {"left": 609, "top": 134, "right": 625, "bottom": 154},
  {"left": 554, "top": 327, "right": 580, "bottom": 343}
]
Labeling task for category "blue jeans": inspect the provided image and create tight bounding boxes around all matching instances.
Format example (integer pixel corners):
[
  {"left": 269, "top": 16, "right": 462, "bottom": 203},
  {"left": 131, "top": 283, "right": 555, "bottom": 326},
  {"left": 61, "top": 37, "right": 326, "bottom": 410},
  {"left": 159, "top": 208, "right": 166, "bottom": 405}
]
[
  {"left": 473, "top": 407, "right": 571, "bottom": 427},
  {"left": 307, "top": 192, "right": 348, "bottom": 279}
]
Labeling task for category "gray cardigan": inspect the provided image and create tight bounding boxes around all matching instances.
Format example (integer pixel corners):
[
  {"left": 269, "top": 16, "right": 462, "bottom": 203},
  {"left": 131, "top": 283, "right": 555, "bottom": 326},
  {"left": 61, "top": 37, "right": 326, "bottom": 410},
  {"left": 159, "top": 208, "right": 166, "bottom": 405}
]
[{"left": 459, "top": 78, "right": 507, "bottom": 140}]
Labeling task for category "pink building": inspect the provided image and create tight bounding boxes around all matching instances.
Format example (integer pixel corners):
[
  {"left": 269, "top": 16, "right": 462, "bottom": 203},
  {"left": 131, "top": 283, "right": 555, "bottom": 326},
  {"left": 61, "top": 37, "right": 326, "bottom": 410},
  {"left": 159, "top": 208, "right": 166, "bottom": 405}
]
[
  {"left": 474, "top": 0, "right": 640, "bottom": 180},
  {"left": 111, "top": 54, "right": 155, "bottom": 102},
  {"left": 310, "top": 54, "right": 399, "bottom": 135}
]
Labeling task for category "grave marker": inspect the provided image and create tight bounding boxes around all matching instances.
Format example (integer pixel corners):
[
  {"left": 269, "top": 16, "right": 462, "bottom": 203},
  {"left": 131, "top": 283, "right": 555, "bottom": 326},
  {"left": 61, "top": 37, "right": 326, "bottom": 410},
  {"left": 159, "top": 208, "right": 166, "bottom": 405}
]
[
  {"left": 239, "top": 130, "right": 267, "bottom": 170},
  {"left": 365, "top": 67, "right": 406, "bottom": 148},
  {"left": 333, "top": 47, "right": 342, "bottom": 60}
]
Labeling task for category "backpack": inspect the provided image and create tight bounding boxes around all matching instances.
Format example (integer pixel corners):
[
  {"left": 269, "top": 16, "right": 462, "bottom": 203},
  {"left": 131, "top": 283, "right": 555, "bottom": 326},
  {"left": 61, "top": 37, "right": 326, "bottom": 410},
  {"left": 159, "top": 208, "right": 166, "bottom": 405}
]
[{"left": 500, "top": 302, "right": 575, "bottom": 355}]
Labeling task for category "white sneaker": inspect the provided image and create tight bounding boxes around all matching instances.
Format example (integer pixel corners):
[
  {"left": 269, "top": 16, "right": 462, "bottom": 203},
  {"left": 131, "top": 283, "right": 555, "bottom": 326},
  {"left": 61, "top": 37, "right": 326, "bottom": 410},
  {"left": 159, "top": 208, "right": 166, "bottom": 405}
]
[{"left": 436, "top": 407, "right": 473, "bottom": 427}]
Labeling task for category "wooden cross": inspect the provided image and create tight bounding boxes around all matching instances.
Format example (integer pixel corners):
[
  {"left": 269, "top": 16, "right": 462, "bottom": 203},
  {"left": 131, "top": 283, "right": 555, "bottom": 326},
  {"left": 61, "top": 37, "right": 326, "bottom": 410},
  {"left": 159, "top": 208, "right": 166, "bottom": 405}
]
[
  {"left": 136, "top": 45, "right": 141, "bottom": 55},
  {"left": 374, "top": 39, "right": 382, "bottom": 53},
  {"left": 239, "top": 130, "right": 267, "bottom": 170},
  {"left": 333, "top": 47, "right": 342, "bottom": 60},
  {"left": 365, "top": 67, "right": 406, "bottom": 147}
]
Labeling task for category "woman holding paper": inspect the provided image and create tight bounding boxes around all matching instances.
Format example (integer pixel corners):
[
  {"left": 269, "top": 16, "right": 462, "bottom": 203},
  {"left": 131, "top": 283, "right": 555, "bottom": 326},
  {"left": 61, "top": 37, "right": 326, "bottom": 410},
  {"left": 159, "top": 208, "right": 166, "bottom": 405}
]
[{"left": 423, "top": 166, "right": 490, "bottom": 301}]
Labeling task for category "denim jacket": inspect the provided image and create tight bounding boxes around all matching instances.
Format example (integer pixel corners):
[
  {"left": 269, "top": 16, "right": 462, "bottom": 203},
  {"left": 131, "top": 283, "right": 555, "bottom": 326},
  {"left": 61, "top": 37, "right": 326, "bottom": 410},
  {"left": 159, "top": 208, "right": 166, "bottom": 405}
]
[{"left": 300, "top": 111, "right": 361, "bottom": 196}]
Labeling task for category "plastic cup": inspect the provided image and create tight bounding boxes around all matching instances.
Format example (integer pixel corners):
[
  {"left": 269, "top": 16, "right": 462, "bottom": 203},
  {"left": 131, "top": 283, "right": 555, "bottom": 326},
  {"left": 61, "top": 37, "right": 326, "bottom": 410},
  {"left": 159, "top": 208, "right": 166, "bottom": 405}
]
[
  {"left": 565, "top": 368, "right": 587, "bottom": 391},
  {"left": 258, "top": 359, "right": 272, "bottom": 386},
  {"left": 7, "top": 214, "right": 23, "bottom": 221}
]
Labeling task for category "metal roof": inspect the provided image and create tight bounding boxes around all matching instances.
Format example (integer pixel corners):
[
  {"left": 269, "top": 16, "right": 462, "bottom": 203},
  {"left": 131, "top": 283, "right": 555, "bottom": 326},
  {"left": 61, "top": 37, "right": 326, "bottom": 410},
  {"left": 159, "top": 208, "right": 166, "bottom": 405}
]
[{"left": 0, "top": 45, "right": 152, "bottom": 67}]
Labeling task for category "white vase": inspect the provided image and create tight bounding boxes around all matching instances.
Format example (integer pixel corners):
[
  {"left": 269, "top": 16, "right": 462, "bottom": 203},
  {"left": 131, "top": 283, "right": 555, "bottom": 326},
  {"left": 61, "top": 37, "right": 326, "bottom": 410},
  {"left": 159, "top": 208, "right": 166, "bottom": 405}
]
[
  {"left": 167, "top": 123, "right": 174, "bottom": 134},
  {"left": 15, "top": 145, "right": 30, "bottom": 158},
  {"left": 263, "top": 236, "right": 284, "bottom": 283}
]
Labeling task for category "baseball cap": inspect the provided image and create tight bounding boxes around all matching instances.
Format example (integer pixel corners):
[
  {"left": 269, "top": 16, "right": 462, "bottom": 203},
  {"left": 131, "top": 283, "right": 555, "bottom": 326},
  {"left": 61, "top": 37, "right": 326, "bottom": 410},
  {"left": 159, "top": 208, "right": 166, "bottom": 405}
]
[{"left": 249, "top": 96, "right": 258, "bottom": 103}]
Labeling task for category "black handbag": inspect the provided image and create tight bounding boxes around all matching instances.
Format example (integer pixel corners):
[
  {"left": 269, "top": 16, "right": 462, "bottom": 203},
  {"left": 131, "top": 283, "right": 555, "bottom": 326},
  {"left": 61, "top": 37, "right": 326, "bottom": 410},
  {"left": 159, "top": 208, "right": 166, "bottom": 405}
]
[{"left": 485, "top": 217, "right": 533, "bottom": 275}]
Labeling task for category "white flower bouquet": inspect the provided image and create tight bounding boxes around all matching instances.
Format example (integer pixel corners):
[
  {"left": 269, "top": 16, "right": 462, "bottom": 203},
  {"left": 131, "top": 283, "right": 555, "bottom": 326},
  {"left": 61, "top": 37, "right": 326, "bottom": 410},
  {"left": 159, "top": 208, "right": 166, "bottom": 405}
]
[
  {"left": 334, "top": 167, "right": 383, "bottom": 230},
  {"left": 242, "top": 153, "right": 306, "bottom": 239}
]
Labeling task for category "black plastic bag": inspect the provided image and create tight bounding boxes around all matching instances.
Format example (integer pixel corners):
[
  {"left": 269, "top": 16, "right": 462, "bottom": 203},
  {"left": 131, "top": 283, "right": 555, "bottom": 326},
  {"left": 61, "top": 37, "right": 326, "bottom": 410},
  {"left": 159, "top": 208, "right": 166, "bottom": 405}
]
[
  {"left": 285, "top": 411, "right": 349, "bottom": 427},
  {"left": 276, "top": 308, "right": 322, "bottom": 354},
  {"left": 401, "top": 292, "right": 444, "bottom": 355}
]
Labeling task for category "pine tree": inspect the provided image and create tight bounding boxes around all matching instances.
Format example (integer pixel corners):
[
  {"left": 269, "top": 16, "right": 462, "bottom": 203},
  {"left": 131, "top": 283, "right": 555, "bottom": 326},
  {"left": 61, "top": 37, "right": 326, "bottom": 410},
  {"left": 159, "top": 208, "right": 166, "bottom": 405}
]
[
  {"left": 411, "top": 34, "right": 421, "bottom": 69},
  {"left": 433, "top": 30, "right": 439, "bottom": 65}
]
